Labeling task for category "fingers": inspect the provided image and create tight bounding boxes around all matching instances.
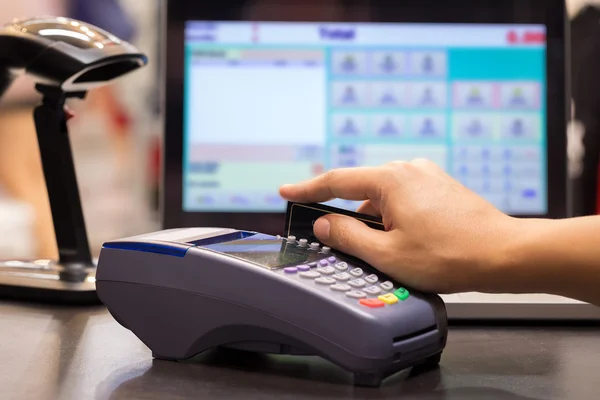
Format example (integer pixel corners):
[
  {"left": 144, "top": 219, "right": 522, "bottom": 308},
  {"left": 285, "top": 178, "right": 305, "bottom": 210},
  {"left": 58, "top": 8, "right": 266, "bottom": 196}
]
[
  {"left": 407, "top": 158, "right": 441, "bottom": 170},
  {"left": 313, "top": 214, "right": 390, "bottom": 266},
  {"left": 279, "top": 159, "right": 443, "bottom": 206},
  {"left": 355, "top": 200, "right": 381, "bottom": 217},
  {"left": 279, "top": 167, "right": 393, "bottom": 203}
]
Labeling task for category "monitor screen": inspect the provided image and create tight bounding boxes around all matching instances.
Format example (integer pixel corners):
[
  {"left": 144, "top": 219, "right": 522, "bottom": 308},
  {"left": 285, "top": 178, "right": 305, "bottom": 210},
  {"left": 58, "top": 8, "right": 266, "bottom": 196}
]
[{"left": 182, "top": 21, "right": 546, "bottom": 215}]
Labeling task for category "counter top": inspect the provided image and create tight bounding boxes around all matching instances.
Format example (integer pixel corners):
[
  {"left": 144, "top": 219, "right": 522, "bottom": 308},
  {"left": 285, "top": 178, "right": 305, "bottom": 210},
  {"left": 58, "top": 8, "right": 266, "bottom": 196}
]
[{"left": 1, "top": 302, "right": 599, "bottom": 400}]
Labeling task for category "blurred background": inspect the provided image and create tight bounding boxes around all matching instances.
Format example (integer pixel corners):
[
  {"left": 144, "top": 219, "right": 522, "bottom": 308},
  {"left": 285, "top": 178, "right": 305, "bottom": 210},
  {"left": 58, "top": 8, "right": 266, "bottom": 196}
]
[
  {"left": 0, "top": 0, "right": 162, "bottom": 260},
  {"left": 0, "top": 0, "right": 598, "bottom": 261}
]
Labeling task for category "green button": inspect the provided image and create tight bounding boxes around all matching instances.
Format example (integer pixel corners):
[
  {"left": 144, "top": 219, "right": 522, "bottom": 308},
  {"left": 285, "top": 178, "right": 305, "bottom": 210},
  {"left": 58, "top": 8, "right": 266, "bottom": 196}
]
[{"left": 394, "top": 288, "right": 409, "bottom": 301}]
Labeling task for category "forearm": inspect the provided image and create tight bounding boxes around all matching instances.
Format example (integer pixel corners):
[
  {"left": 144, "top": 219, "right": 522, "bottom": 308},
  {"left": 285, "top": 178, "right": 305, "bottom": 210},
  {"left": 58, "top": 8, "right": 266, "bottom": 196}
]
[{"left": 491, "top": 216, "right": 600, "bottom": 305}]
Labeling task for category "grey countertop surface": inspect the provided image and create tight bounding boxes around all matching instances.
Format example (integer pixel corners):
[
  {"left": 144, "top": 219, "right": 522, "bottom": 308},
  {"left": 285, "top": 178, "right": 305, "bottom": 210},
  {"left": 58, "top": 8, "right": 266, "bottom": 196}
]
[{"left": 1, "top": 301, "right": 600, "bottom": 400}]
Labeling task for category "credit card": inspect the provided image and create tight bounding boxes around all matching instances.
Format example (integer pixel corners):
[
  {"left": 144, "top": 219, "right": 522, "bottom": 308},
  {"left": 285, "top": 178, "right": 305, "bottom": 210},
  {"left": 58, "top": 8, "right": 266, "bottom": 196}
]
[{"left": 284, "top": 202, "right": 384, "bottom": 243}]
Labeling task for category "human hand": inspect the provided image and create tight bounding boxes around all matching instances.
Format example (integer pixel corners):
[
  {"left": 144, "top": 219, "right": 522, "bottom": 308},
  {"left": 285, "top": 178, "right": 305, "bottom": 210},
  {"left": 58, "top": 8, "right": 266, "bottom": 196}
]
[{"left": 279, "top": 159, "right": 523, "bottom": 294}]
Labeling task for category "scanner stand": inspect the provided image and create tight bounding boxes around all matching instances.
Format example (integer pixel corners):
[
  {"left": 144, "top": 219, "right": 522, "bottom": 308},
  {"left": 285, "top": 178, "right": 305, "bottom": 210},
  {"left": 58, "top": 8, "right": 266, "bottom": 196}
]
[{"left": 0, "top": 84, "right": 99, "bottom": 304}]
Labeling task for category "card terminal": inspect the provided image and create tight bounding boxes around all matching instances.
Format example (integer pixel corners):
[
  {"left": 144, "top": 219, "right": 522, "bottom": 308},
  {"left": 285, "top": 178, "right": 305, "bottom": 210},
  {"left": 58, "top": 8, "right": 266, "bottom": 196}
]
[{"left": 96, "top": 204, "right": 448, "bottom": 387}]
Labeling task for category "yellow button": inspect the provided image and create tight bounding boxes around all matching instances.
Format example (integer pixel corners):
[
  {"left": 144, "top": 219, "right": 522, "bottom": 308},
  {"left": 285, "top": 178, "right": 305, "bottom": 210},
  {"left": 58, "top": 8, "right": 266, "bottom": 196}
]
[{"left": 378, "top": 293, "right": 398, "bottom": 305}]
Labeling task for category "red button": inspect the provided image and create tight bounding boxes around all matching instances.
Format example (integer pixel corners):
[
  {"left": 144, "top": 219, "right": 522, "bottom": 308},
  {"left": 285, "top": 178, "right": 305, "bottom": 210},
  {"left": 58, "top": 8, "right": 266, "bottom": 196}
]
[{"left": 359, "top": 299, "right": 385, "bottom": 308}]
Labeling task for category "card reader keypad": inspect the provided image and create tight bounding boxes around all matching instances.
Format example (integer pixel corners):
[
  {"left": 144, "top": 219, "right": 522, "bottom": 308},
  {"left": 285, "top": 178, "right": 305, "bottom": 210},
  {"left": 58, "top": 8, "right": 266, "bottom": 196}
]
[
  {"left": 334, "top": 262, "right": 348, "bottom": 271},
  {"left": 318, "top": 266, "right": 336, "bottom": 275},
  {"left": 281, "top": 237, "right": 410, "bottom": 309},
  {"left": 363, "top": 286, "right": 382, "bottom": 295},
  {"left": 346, "top": 291, "right": 367, "bottom": 299},
  {"left": 348, "top": 278, "right": 366, "bottom": 288},
  {"left": 349, "top": 268, "right": 363, "bottom": 277},
  {"left": 316, "top": 277, "right": 336, "bottom": 285},
  {"left": 333, "top": 272, "right": 351, "bottom": 281},
  {"left": 300, "top": 271, "right": 320, "bottom": 279},
  {"left": 331, "top": 283, "right": 351, "bottom": 292}
]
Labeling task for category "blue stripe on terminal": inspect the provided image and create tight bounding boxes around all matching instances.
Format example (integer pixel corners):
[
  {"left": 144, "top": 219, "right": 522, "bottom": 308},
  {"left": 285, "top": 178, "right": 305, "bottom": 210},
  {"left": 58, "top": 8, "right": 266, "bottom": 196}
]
[{"left": 102, "top": 240, "right": 192, "bottom": 257}]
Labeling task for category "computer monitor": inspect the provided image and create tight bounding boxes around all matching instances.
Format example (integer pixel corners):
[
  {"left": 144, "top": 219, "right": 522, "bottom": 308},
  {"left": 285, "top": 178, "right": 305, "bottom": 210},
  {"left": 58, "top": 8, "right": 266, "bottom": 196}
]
[
  {"left": 161, "top": 1, "right": 600, "bottom": 321},
  {"left": 162, "top": 0, "right": 568, "bottom": 235}
]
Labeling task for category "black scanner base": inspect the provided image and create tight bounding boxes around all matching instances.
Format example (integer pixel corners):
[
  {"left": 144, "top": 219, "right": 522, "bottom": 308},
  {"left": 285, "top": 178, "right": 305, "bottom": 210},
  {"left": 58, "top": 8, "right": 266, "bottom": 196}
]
[
  {"left": 0, "top": 261, "right": 99, "bottom": 305},
  {"left": 0, "top": 283, "right": 99, "bottom": 305}
]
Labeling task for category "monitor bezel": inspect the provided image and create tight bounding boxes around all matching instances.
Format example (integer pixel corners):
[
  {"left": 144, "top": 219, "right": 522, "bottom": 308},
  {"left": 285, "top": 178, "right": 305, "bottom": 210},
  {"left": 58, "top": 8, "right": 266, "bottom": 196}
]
[{"left": 162, "top": 0, "right": 569, "bottom": 234}]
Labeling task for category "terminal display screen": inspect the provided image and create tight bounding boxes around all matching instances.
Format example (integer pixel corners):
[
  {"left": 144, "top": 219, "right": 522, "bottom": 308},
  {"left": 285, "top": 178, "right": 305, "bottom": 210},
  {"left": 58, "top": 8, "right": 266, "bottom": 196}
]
[
  {"left": 201, "top": 233, "right": 327, "bottom": 269},
  {"left": 182, "top": 21, "right": 547, "bottom": 215}
]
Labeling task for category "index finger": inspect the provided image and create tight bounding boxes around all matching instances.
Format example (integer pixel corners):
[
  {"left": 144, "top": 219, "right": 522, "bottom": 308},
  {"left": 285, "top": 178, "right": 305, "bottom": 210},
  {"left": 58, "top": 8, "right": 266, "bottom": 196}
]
[{"left": 279, "top": 166, "right": 392, "bottom": 203}]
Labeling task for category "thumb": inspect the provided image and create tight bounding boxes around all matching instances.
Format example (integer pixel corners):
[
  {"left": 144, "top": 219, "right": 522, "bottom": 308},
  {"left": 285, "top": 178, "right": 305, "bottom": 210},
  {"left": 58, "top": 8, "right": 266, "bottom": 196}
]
[{"left": 314, "top": 214, "right": 389, "bottom": 265}]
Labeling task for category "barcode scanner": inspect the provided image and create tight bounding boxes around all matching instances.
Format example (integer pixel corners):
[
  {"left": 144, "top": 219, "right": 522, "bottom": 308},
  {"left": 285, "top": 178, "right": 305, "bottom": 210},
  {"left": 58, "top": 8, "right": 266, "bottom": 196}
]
[
  {"left": 0, "top": 16, "right": 147, "bottom": 304},
  {"left": 0, "top": 16, "right": 146, "bottom": 96}
]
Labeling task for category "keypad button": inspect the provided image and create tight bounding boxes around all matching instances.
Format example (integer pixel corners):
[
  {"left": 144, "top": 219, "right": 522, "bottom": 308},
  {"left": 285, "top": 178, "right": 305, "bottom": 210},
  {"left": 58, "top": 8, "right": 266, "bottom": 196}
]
[
  {"left": 334, "top": 262, "right": 349, "bottom": 271},
  {"left": 322, "top": 246, "right": 331, "bottom": 254},
  {"left": 365, "top": 274, "right": 379, "bottom": 284},
  {"left": 298, "top": 238, "right": 308, "bottom": 247},
  {"left": 318, "top": 266, "right": 336, "bottom": 275},
  {"left": 360, "top": 298, "right": 385, "bottom": 308},
  {"left": 287, "top": 235, "right": 296, "bottom": 243},
  {"left": 300, "top": 271, "right": 320, "bottom": 279},
  {"left": 345, "top": 290, "right": 367, "bottom": 299},
  {"left": 297, "top": 265, "right": 311, "bottom": 272},
  {"left": 328, "top": 256, "right": 337, "bottom": 263},
  {"left": 331, "top": 284, "right": 351, "bottom": 292},
  {"left": 364, "top": 286, "right": 382, "bottom": 295},
  {"left": 348, "top": 279, "right": 366, "bottom": 288},
  {"left": 308, "top": 262, "right": 318, "bottom": 268},
  {"left": 319, "top": 259, "right": 329, "bottom": 266},
  {"left": 284, "top": 267, "right": 297, "bottom": 274},
  {"left": 333, "top": 272, "right": 351, "bottom": 281},
  {"left": 350, "top": 268, "right": 364, "bottom": 277},
  {"left": 378, "top": 293, "right": 398, "bottom": 305},
  {"left": 380, "top": 281, "right": 394, "bottom": 291},
  {"left": 315, "top": 277, "right": 336, "bottom": 285},
  {"left": 310, "top": 242, "right": 320, "bottom": 250},
  {"left": 394, "top": 287, "right": 410, "bottom": 300}
]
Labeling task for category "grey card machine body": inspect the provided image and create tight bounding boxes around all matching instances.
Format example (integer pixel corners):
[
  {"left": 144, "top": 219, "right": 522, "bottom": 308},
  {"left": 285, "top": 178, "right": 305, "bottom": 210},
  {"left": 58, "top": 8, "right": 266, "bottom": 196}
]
[{"left": 96, "top": 227, "right": 448, "bottom": 387}]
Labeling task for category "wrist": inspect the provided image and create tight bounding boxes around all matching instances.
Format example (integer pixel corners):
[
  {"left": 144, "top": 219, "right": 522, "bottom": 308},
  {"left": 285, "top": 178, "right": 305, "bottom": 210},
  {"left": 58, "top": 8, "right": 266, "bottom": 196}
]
[{"left": 477, "top": 216, "right": 553, "bottom": 294}]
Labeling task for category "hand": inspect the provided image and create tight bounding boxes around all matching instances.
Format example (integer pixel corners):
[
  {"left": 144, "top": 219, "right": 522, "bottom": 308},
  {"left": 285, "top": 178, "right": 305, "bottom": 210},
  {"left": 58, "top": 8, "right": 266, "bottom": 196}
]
[{"left": 279, "top": 159, "right": 523, "bottom": 294}]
